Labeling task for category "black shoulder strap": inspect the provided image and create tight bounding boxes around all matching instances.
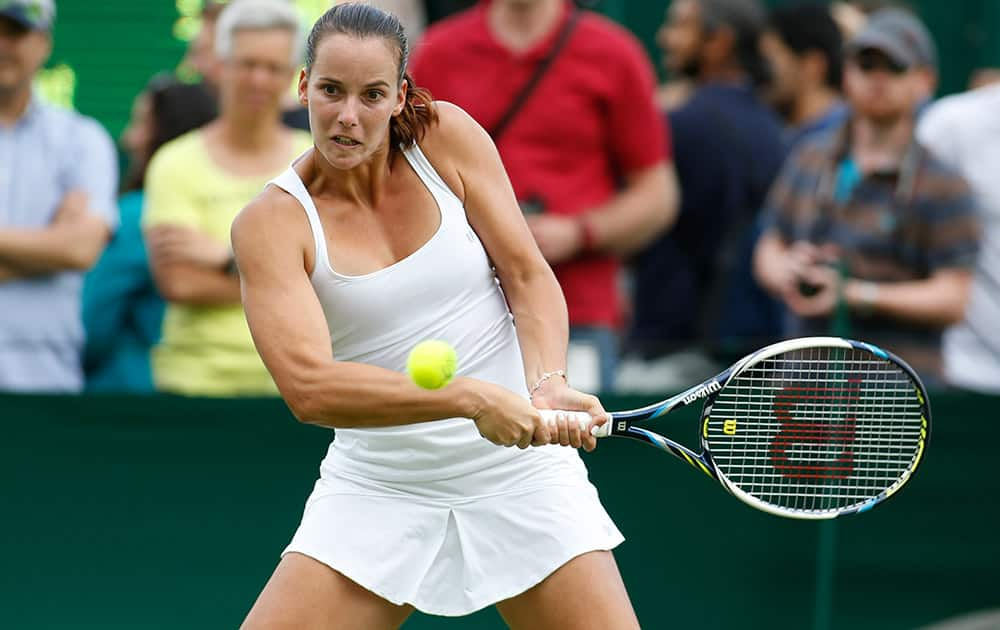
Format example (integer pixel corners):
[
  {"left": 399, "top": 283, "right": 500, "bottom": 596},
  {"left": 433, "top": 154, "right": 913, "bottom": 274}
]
[{"left": 487, "top": 9, "right": 581, "bottom": 141}]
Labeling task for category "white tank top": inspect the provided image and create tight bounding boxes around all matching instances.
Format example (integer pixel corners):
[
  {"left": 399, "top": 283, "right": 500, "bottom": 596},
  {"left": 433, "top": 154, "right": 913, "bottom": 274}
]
[{"left": 267, "top": 144, "right": 576, "bottom": 483}]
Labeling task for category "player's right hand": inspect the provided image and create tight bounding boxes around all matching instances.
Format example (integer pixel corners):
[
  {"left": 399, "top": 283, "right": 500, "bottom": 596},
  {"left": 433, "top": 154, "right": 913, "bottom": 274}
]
[{"left": 464, "top": 380, "right": 550, "bottom": 449}]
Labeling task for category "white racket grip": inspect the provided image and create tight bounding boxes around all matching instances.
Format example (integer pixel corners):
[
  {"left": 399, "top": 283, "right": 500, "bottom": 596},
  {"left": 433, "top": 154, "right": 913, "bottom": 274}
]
[{"left": 538, "top": 409, "right": 612, "bottom": 438}]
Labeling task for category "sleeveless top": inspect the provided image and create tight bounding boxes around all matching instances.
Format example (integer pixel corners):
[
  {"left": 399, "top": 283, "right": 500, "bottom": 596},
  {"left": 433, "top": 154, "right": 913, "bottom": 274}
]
[{"left": 267, "top": 144, "right": 579, "bottom": 484}]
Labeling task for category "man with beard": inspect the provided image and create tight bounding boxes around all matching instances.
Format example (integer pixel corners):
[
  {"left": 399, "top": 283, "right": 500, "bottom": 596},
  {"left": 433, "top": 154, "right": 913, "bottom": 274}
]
[
  {"left": 759, "top": 3, "right": 847, "bottom": 150},
  {"left": 0, "top": 0, "right": 118, "bottom": 392},
  {"left": 623, "top": 0, "right": 784, "bottom": 391},
  {"left": 753, "top": 10, "right": 979, "bottom": 383}
]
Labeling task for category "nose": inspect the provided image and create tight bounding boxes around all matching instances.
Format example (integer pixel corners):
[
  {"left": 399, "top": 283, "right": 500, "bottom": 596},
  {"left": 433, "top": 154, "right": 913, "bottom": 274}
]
[{"left": 337, "top": 97, "right": 359, "bottom": 128}]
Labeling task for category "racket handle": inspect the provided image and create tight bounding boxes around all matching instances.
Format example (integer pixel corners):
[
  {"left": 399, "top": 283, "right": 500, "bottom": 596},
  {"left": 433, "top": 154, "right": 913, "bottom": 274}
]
[{"left": 537, "top": 409, "right": 611, "bottom": 438}]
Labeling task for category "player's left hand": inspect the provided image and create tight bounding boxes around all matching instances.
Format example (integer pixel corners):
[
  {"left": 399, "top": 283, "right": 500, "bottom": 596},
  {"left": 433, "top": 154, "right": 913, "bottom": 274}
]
[
  {"left": 531, "top": 379, "right": 608, "bottom": 452},
  {"left": 525, "top": 215, "right": 583, "bottom": 265}
]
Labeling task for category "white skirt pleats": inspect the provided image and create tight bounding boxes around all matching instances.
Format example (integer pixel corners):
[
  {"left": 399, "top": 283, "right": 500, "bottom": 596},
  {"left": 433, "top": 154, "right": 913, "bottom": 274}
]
[{"left": 283, "top": 445, "right": 624, "bottom": 616}]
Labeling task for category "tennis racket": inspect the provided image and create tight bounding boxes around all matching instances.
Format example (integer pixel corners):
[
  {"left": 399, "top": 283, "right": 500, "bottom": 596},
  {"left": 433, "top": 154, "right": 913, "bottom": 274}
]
[{"left": 540, "top": 337, "right": 929, "bottom": 519}]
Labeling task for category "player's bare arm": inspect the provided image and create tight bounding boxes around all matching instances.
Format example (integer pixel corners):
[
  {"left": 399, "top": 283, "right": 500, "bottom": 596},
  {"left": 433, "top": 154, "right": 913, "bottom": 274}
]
[
  {"left": 420, "top": 102, "right": 606, "bottom": 448},
  {"left": 231, "top": 183, "right": 547, "bottom": 447}
]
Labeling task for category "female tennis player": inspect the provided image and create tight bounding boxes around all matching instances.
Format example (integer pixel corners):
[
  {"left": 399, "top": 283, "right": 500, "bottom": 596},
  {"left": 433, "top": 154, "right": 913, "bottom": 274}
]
[{"left": 233, "top": 4, "right": 639, "bottom": 629}]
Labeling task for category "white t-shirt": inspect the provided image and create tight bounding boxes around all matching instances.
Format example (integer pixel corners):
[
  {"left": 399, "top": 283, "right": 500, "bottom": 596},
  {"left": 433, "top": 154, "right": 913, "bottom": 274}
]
[{"left": 917, "top": 84, "right": 1000, "bottom": 392}]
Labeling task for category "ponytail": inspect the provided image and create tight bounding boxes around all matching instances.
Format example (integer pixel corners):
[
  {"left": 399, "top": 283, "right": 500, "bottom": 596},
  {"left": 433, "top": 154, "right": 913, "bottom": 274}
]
[{"left": 391, "top": 73, "right": 438, "bottom": 150}]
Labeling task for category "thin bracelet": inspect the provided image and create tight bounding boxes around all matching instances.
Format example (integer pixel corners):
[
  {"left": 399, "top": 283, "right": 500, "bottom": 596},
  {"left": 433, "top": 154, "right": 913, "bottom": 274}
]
[{"left": 529, "top": 369, "right": 567, "bottom": 397}]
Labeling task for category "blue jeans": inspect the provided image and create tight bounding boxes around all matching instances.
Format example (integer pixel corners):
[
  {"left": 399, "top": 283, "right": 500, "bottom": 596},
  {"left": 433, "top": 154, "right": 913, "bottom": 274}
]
[{"left": 569, "top": 326, "right": 619, "bottom": 394}]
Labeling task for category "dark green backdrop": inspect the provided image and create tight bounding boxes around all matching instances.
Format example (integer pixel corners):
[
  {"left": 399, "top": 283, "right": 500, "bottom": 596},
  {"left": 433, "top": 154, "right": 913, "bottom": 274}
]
[{"left": 2, "top": 392, "right": 997, "bottom": 629}]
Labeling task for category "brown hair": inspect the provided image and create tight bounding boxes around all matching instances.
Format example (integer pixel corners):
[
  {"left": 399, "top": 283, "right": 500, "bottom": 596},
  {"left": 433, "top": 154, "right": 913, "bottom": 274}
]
[{"left": 305, "top": 3, "right": 437, "bottom": 150}]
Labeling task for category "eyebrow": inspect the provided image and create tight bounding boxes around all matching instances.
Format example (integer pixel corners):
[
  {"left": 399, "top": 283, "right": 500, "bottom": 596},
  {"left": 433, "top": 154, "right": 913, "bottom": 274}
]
[{"left": 315, "top": 77, "right": 393, "bottom": 89}]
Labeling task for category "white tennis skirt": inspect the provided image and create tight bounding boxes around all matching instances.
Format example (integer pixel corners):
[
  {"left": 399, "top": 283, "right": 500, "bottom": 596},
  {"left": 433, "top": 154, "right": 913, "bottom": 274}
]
[{"left": 282, "top": 444, "right": 624, "bottom": 617}]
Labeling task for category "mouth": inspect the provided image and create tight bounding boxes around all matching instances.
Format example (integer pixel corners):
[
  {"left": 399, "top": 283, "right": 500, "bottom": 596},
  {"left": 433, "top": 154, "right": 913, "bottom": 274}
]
[{"left": 332, "top": 135, "right": 361, "bottom": 147}]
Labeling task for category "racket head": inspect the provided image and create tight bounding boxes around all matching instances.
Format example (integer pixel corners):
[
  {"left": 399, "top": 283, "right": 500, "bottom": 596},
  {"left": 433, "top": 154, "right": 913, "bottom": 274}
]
[{"left": 701, "top": 337, "right": 929, "bottom": 519}]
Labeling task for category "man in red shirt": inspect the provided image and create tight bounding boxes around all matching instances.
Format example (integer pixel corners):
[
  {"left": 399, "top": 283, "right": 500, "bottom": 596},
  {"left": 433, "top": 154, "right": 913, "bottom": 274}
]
[{"left": 411, "top": 0, "right": 677, "bottom": 392}]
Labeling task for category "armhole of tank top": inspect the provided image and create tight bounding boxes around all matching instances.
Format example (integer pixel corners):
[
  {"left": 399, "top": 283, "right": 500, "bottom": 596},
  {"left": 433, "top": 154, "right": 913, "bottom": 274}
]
[
  {"left": 268, "top": 169, "right": 330, "bottom": 279},
  {"left": 400, "top": 143, "right": 464, "bottom": 211}
]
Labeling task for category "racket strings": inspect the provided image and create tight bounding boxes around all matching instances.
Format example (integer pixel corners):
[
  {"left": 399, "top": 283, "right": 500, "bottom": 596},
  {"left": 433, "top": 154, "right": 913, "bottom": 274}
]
[{"left": 706, "top": 347, "right": 925, "bottom": 515}]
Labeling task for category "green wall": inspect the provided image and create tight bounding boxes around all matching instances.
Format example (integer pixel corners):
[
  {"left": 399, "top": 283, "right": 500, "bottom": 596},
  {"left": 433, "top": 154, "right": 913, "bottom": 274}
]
[{"left": 2, "top": 392, "right": 997, "bottom": 629}]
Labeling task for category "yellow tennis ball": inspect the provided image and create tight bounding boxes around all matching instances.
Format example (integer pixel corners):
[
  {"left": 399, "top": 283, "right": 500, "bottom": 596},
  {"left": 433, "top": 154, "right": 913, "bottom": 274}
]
[{"left": 407, "top": 340, "right": 458, "bottom": 390}]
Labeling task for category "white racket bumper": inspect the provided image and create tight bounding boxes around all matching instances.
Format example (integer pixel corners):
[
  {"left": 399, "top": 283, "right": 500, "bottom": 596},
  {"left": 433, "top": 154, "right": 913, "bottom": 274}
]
[{"left": 538, "top": 409, "right": 611, "bottom": 437}]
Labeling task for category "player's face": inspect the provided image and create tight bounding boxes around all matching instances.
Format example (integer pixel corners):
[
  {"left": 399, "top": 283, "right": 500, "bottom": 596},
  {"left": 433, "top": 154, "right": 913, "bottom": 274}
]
[
  {"left": 219, "top": 28, "right": 297, "bottom": 118},
  {"left": 844, "top": 48, "right": 919, "bottom": 123},
  {"left": 658, "top": 0, "right": 704, "bottom": 79},
  {"left": 759, "top": 30, "right": 800, "bottom": 117},
  {"left": 301, "top": 34, "right": 406, "bottom": 170},
  {"left": 0, "top": 17, "right": 50, "bottom": 95}
]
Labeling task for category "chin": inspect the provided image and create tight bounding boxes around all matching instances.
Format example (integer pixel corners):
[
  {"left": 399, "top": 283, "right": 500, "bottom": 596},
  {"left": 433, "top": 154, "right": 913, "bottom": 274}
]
[{"left": 321, "top": 147, "right": 366, "bottom": 170}]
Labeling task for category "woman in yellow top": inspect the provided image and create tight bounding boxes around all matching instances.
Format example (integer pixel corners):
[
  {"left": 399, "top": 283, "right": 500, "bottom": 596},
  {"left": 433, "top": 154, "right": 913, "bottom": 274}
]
[{"left": 143, "top": 0, "right": 312, "bottom": 396}]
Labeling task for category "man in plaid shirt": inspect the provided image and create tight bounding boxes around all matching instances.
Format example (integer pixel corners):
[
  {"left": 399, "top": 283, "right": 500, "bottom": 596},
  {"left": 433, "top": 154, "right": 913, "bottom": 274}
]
[{"left": 754, "top": 9, "right": 980, "bottom": 381}]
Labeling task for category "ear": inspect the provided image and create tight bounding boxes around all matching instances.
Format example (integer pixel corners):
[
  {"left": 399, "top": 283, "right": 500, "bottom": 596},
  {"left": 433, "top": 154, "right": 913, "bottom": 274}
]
[
  {"left": 297, "top": 68, "right": 309, "bottom": 107},
  {"left": 393, "top": 76, "right": 408, "bottom": 117}
]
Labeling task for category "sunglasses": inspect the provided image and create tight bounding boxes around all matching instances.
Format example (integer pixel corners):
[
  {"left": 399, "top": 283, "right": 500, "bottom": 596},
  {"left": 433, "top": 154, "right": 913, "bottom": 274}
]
[{"left": 854, "top": 50, "right": 909, "bottom": 75}]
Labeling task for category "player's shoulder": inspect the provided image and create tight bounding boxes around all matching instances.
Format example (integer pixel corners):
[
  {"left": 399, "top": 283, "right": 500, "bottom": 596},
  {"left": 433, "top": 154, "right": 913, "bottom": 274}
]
[
  {"left": 410, "top": 102, "right": 490, "bottom": 201},
  {"left": 234, "top": 179, "right": 306, "bottom": 238},
  {"left": 420, "top": 101, "right": 488, "bottom": 157},
  {"left": 232, "top": 185, "right": 313, "bottom": 265}
]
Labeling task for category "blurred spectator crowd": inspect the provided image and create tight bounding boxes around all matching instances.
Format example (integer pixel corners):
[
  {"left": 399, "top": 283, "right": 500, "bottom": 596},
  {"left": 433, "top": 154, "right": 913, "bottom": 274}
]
[{"left": 1, "top": 0, "right": 998, "bottom": 396}]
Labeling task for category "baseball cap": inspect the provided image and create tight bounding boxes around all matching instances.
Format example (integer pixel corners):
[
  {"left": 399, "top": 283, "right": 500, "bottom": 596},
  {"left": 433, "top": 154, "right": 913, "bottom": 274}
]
[
  {"left": 845, "top": 8, "right": 937, "bottom": 70},
  {"left": 0, "top": 0, "right": 56, "bottom": 31}
]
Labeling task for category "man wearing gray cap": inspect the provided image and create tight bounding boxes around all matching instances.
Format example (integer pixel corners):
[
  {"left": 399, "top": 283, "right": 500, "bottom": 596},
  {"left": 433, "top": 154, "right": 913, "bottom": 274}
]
[
  {"left": 848, "top": 7, "right": 938, "bottom": 108},
  {"left": 753, "top": 8, "right": 980, "bottom": 382},
  {"left": 0, "top": 0, "right": 118, "bottom": 391}
]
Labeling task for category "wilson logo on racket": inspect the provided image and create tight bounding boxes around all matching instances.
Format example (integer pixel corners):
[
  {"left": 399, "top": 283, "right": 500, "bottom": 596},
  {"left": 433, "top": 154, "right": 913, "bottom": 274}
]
[
  {"left": 722, "top": 420, "right": 737, "bottom": 435},
  {"left": 769, "top": 377, "right": 861, "bottom": 480},
  {"left": 681, "top": 380, "right": 721, "bottom": 405}
]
